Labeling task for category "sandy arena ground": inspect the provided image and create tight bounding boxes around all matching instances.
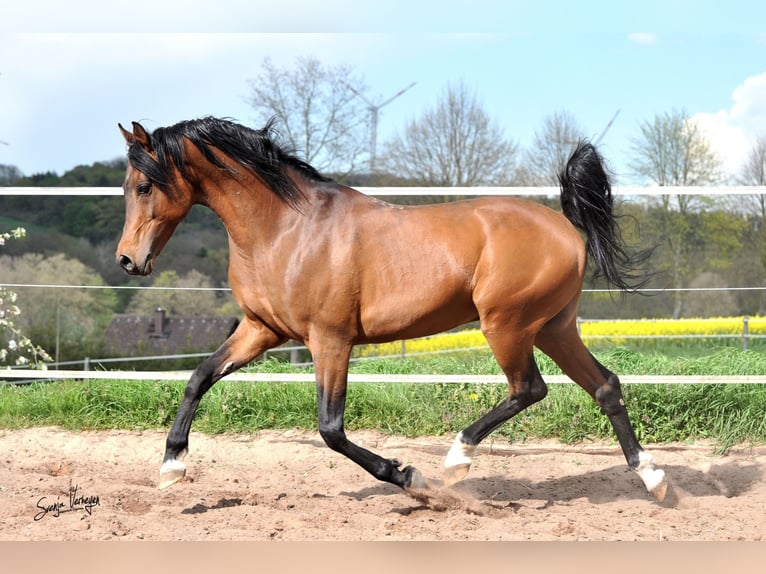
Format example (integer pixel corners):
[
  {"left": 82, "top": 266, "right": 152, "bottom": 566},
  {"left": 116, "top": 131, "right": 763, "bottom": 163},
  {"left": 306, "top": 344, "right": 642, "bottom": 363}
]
[{"left": 0, "top": 426, "right": 764, "bottom": 541}]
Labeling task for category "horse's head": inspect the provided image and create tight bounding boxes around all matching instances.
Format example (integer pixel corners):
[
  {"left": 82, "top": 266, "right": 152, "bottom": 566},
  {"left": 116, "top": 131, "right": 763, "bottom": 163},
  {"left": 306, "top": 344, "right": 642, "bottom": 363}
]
[{"left": 115, "top": 122, "right": 193, "bottom": 276}]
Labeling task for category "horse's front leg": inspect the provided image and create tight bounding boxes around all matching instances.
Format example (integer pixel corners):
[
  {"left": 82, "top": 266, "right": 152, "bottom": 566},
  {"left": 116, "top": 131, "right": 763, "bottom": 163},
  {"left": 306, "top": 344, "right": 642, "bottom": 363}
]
[
  {"left": 159, "top": 318, "right": 286, "bottom": 489},
  {"left": 313, "top": 342, "right": 424, "bottom": 490}
]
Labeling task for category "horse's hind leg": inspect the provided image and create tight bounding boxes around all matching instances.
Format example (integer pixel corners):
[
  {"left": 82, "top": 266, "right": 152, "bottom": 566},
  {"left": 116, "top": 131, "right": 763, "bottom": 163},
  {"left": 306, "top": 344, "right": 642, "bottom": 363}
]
[
  {"left": 444, "top": 330, "right": 547, "bottom": 485},
  {"left": 535, "top": 316, "right": 668, "bottom": 501}
]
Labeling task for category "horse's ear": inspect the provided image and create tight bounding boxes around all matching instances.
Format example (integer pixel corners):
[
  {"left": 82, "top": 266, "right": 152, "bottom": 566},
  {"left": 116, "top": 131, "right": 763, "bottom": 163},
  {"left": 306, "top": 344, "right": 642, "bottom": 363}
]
[
  {"left": 118, "top": 122, "right": 152, "bottom": 151},
  {"left": 130, "top": 121, "right": 153, "bottom": 152},
  {"left": 118, "top": 123, "right": 135, "bottom": 145}
]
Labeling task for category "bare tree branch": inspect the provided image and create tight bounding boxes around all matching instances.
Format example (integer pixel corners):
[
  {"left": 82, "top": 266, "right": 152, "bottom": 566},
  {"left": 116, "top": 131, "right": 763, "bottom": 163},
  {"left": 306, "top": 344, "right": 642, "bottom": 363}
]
[
  {"left": 517, "top": 109, "right": 585, "bottom": 186},
  {"left": 381, "top": 81, "right": 518, "bottom": 187},
  {"left": 628, "top": 108, "right": 726, "bottom": 318},
  {"left": 629, "top": 108, "right": 724, "bottom": 187},
  {"left": 247, "top": 56, "right": 369, "bottom": 175},
  {"left": 738, "top": 133, "right": 766, "bottom": 187}
]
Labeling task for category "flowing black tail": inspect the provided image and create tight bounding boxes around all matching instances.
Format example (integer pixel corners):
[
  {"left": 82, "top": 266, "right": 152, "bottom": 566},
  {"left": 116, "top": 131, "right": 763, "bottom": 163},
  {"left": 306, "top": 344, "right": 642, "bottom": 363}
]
[{"left": 559, "top": 141, "right": 648, "bottom": 292}]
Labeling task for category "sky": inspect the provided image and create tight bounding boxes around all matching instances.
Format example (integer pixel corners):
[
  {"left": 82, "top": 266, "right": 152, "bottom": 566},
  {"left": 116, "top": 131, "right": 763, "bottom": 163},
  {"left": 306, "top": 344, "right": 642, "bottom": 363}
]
[{"left": 1, "top": 0, "right": 765, "bottom": 185}]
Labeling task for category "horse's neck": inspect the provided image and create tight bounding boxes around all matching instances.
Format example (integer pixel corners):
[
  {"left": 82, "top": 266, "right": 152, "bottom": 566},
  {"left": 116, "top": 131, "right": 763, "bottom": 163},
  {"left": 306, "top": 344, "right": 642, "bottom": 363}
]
[{"left": 199, "top": 172, "right": 302, "bottom": 247}]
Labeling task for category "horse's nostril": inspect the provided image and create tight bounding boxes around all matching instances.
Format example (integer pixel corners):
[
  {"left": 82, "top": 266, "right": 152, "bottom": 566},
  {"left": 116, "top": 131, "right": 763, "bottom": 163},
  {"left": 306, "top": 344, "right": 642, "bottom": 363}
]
[{"left": 118, "top": 254, "right": 134, "bottom": 271}]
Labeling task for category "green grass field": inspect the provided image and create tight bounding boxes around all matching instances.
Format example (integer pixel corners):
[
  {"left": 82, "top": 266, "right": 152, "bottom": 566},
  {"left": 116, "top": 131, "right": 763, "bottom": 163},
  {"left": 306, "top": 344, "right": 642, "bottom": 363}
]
[{"left": 1, "top": 347, "right": 765, "bottom": 453}]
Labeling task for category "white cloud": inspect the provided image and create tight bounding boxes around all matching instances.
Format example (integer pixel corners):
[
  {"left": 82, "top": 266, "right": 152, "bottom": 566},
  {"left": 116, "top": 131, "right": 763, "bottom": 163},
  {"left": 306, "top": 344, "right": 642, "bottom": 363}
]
[
  {"left": 692, "top": 72, "right": 766, "bottom": 178},
  {"left": 627, "top": 33, "right": 658, "bottom": 45},
  {"left": 693, "top": 115, "right": 751, "bottom": 178}
]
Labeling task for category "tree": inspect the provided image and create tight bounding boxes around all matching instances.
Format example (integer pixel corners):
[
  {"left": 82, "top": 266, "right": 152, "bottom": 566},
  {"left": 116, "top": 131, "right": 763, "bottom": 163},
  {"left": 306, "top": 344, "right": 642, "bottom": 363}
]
[
  {"left": 10, "top": 159, "right": 127, "bottom": 243},
  {"left": 737, "top": 133, "right": 766, "bottom": 187},
  {"left": 737, "top": 133, "right": 766, "bottom": 313},
  {"left": 58, "top": 158, "right": 128, "bottom": 187},
  {"left": 126, "top": 269, "right": 227, "bottom": 317},
  {"left": 61, "top": 196, "right": 124, "bottom": 243},
  {"left": 247, "top": 56, "right": 369, "bottom": 175},
  {"left": 517, "top": 110, "right": 585, "bottom": 186},
  {"left": 0, "top": 251, "right": 114, "bottom": 364},
  {"left": 381, "top": 80, "right": 519, "bottom": 187},
  {"left": 630, "top": 108, "right": 724, "bottom": 187},
  {"left": 629, "top": 109, "right": 725, "bottom": 318},
  {"left": 0, "top": 228, "right": 52, "bottom": 367},
  {"left": 0, "top": 164, "right": 23, "bottom": 186},
  {"left": 14, "top": 171, "right": 59, "bottom": 186}
]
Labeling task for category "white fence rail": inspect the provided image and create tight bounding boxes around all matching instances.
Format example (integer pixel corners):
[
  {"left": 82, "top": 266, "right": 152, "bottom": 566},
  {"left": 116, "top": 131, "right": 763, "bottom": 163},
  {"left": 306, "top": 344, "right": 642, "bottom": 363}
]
[
  {"left": 2, "top": 186, "right": 766, "bottom": 197},
  {"left": 1, "top": 368, "right": 763, "bottom": 386}
]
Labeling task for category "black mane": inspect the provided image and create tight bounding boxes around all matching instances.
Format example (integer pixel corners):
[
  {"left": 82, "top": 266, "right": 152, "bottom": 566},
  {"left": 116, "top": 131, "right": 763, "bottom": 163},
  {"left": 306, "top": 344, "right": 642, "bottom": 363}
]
[{"left": 126, "top": 117, "right": 332, "bottom": 209}]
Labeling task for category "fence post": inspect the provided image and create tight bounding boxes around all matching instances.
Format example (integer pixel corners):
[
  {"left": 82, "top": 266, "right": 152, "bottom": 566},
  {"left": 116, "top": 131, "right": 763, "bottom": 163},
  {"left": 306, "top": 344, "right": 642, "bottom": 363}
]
[
  {"left": 743, "top": 316, "right": 749, "bottom": 351},
  {"left": 83, "top": 357, "right": 90, "bottom": 371}
]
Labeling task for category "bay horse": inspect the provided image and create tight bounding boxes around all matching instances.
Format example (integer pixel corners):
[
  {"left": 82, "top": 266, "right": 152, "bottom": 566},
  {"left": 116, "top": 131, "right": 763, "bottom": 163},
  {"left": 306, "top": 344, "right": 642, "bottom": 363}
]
[{"left": 116, "top": 116, "right": 667, "bottom": 502}]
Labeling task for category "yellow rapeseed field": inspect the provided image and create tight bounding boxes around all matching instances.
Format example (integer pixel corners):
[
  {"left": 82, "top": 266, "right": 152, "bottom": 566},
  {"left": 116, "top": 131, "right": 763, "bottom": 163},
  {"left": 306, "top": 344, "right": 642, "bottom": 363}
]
[{"left": 354, "top": 316, "right": 766, "bottom": 358}]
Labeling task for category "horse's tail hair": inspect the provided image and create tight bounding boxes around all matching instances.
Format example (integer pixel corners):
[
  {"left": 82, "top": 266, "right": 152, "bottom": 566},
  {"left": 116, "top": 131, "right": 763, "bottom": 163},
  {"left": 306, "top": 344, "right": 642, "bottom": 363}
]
[{"left": 558, "top": 140, "right": 649, "bottom": 293}]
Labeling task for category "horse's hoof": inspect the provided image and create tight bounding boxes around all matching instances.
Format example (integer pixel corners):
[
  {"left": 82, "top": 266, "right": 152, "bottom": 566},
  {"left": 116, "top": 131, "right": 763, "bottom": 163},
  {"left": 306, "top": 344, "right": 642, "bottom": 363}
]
[
  {"left": 443, "top": 463, "right": 471, "bottom": 486},
  {"left": 404, "top": 466, "right": 426, "bottom": 490},
  {"left": 635, "top": 453, "right": 667, "bottom": 503},
  {"left": 158, "top": 459, "right": 186, "bottom": 489},
  {"left": 651, "top": 477, "right": 668, "bottom": 504}
]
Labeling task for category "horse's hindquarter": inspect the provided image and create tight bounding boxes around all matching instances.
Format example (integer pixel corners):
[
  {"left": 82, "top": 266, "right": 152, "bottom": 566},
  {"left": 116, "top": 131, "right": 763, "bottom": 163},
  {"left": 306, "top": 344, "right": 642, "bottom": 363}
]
[
  {"left": 470, "top": 198, "right": 586, "bottom": 320},
  {"left": 351, "top": 196, "right": 585, "bottom": 343}
]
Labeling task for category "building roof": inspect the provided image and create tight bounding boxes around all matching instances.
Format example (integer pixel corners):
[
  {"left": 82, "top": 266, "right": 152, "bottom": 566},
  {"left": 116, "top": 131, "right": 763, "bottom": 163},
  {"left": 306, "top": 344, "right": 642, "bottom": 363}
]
[{"left": 103, "top": 308, "right": 238, "bottom": 357}]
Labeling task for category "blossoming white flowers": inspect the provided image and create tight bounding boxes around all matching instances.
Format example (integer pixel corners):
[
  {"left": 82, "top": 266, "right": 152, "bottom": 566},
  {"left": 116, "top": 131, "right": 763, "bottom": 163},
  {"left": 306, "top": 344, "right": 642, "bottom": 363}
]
[{"left": 2, "top": 227, "right": 52, "bottom": 367}]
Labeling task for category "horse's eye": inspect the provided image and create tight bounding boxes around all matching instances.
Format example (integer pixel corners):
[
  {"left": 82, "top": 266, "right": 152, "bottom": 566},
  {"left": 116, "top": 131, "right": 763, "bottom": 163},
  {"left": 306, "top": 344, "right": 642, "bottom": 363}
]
[{"left": 136, "top": 182, "right": 152, "bottom": 196}]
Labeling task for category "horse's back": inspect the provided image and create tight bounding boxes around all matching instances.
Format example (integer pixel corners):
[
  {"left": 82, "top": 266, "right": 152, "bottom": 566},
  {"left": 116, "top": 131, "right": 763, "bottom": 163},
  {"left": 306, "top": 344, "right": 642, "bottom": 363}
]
[{"left": 356, "top": 193, "right": 585, "bottom": 285}]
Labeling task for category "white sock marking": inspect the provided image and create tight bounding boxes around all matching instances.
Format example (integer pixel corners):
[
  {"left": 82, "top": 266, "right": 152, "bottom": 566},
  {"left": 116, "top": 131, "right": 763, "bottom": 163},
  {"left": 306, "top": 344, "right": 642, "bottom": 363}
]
[
  {"left": 636, "top": 450, "right": 666, "bottom": 493},
  {"left": 444, "top": 432, "right": 476, "bottom": 469},
  {"left": 160, "top": 459, "right": 186, "bottom": 476}
]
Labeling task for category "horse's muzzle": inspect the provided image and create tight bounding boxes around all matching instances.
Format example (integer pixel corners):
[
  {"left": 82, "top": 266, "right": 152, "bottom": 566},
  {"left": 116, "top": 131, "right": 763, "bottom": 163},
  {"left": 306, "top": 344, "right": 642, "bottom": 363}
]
[{"left": 117, "top": 253, "right": 153, "bottom": 276}]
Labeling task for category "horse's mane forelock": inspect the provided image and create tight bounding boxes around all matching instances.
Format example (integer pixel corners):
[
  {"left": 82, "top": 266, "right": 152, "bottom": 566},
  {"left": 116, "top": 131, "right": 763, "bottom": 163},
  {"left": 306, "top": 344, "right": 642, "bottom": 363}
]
[{"left": 128, "top": 117, "right": 331, "bottom": 209}]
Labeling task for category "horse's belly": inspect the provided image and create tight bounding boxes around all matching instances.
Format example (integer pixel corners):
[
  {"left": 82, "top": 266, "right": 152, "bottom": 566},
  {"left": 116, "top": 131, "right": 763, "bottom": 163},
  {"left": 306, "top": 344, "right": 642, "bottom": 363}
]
[{"left": 357, "top": 287, "right": 478, "bottom": 343}]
